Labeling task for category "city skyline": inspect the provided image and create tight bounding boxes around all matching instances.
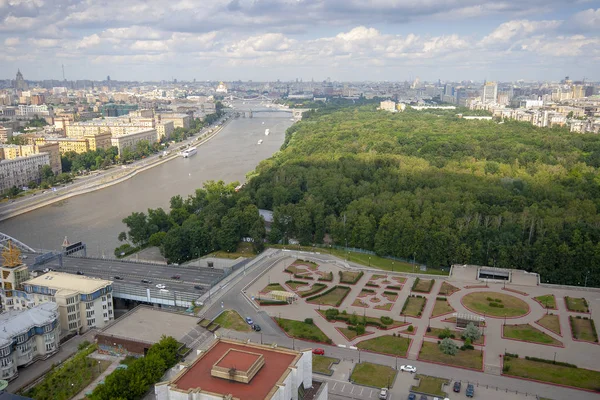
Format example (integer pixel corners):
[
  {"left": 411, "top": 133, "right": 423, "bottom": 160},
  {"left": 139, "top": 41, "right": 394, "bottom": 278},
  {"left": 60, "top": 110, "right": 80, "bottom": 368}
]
[{"left": 1, "top": 1, "right": 599, "bottom": 82}]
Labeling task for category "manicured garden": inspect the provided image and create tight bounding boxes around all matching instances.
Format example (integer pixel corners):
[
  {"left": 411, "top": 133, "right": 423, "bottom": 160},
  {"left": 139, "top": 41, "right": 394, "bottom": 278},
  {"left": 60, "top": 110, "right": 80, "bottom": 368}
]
[
  {"left": 313, "top": 355, "right": 340, "bottom": 375},
  {"left": 565, "top": 296, "right": 590, "bottom": 313},
  {"left": 213, "top": 310, "right": 252, "bottom": 332},
  {"left": 357, "top": 334, "right": 411, "bottom": 357},
  {"left": 339, "top": 270, "right": 364, "bottom": 284},
  {"left": 431, "top": 297, "right": 454, "bottom": 318},
  {"left": 351, "top": 362, "right": 397, "bottom": 388},
  {"left": 534, "top": 294, "right": 556, "bottom": 309},
  {"left": 419, "top": 341, "right": 483, "bottom": 370},
  {"left": 569, "top": 316, "right": 598, "bottom": 343},
  {"left": 307, "top": 285, "right": 351, "bottom": 307},
  {"left": 412, "top": 277, "right": 434, "bottom": 293},
  {"left": 261, "top": 283, "right": 285, "bottom": 293},
  {"left": 286, "top": 280, "right": 310, "bottom": 290},
  {"left": 461, "top": 291, "right": 529, "bottom": 317},
  {"left": 426, "top": 327, "right": 484, "bottom": 345},
  {"left": 401, "top": 296, "right": 426, "bottom": 317},
  {"left": 439, "top": 281, "right": 459, "bottom": 296},
  {"left": 503, "top": 324, "right": 562, "bottom": 346},
  {"left": 276, "top": 317, "right": 332, "bottom": 344},
  {"left": 297, "top": 283, "right": 327, "bottom": 297},
  {"left": 503, "top": 355, "right": 600, "bottom": 391},
  {"left": 410, "top": 375, "right": 449, "bottom": 397},
  {"left": 536, "top": 314, "right": 561, "bottom": 336},
  {"left": 338, "top": 327, "right": 371, "bottom": 341}
]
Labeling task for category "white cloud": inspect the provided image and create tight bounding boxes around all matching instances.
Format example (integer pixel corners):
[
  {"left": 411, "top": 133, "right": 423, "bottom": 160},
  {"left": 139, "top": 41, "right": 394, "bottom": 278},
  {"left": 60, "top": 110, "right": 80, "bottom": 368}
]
[
  {"left": 130, "top": 40, "right": 169, "bottom": 52},
  {"left": 481, "top": 19, "right": 562, "bottom": 45},
  {"left": 567, "top": 8, "right": 600, "bottom": 31},
  {"left": 76, "top": 34, "right": 101, "bottom": 49},
  {"left": 29, "top": 38, "right": 59, "bottom": 48},
  {"left": 4, "top": 36, "right": 19, "bottom": 46}
]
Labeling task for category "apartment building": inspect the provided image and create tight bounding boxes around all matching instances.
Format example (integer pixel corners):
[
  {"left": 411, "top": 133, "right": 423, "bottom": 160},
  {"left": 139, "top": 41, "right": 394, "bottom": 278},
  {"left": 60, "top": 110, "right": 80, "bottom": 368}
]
[
  {"left": 158, "top": 113, "right": 190, "bottom": 129},
  {"left": 0, "top": 302, "right": 61, "bottom": 381},
  {"left": 22, "top": 272, "right": 114, "bottom": 333},
  {"left": 110, "top": 128, "right": 157, "bottom": 155},
  {"left": 0, "top": 153, "right": 50, "bottom": 192},
  {"left": 0, "top": 142, "right": 61, "bottom": 175},
  {"left": 0, "top": 126, "right": 12, "bottom": 143}
]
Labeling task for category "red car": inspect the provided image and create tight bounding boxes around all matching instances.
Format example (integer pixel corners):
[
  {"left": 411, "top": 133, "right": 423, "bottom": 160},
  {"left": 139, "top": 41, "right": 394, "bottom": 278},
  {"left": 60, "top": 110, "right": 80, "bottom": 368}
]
[{"left": 312, "top": 348, "right": 325, "bottom": 355}]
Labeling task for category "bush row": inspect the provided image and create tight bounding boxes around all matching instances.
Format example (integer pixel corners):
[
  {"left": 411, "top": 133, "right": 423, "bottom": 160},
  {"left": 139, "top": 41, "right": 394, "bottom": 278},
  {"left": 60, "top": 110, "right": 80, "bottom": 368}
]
[
  {"left": 339, "top": 271, "right": 364, "bottom": 284},
  {"left": 318, "top": 272, "right": 334, "bottom": 282},
  {"left": 436, "top": 296, "right": 447, "bottom": 301},
  {"left": 365, "top": 282, "right": 379, "bottom": 287},
  {"left": 299, "top": 283, "right": 327, "bottom": 298},
  {"left": 412, "top": 277, "right": 434, "bottom": 293},
  {"left": 386, "top": 285, "right": 402, "bottom": 290}
]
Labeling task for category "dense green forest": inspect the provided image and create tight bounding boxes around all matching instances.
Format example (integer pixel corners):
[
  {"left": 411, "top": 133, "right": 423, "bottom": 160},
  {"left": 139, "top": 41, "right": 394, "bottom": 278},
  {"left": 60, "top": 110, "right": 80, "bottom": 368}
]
[{"left": 120, "top": 105, "right": 600, "bottom": 286}]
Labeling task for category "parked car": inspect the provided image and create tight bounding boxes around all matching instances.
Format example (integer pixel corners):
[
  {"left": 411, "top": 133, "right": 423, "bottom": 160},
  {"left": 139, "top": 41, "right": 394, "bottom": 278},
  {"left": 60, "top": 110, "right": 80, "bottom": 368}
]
[
  {"left": 156, "top": 284, "right": 166, "bottom": 289},
  {"left": 76, "top": 271, "right": 84, "bottom": 275},
  {"left": 171, "top": 275, "right": 181, "bottom": 280},
  {"left": 194, "top": 285, "right": 203, "bottom": 290},
  {"left": 419, "top": 395, "right": 427, "bottom": 400},
  {"left": 408, "top": 394, "right": 416, "bottom": 400},
  {"left": 245, "top": 317, "right": 254, "bottom": 325},
  {"left": 400, "top": 365, "right": 417, "bottom": 373},
  {"left": 141, "top": 279, "right": 152, "bottom": 284},
  {"left": 378, "top": 388, "right": 388, "bottom": 400},
  {"left": 453, "top": 381, "right": 461, "bottom": 393},
  {"left": 312, "top": 348, "right": 325, "bottom": 355},
  {"left": 466, "top": 383, "right": 474, "bottom": 398},
  {"left": 114, "top": 276, "right": 123, "bottom": 280},
  {"left": 252, "top": 324, "right": 261, "bottom": 332}
]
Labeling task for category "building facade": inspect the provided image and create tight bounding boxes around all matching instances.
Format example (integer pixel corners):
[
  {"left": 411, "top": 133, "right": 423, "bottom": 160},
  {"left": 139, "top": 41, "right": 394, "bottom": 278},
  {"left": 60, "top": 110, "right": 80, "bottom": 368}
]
[
  {"left": 110, "top": 129, "right": 157, "bottom": 155},
  {"left": 0, "top": 153, "right": 50, "bottom": 192},
  {"left": 0, "top": 302, "right": 61, "bottom": 381},
  {"left": 482, "top": 82, "right": 498, "bottom": 104},
  {"left": 22, "top": 272, "right": 114, "bottom": 333},
  {"left": 0, "top": 243, "right": 31, "bottom": 312},
  {"left": 158, "top": 113, "right": 190, "bottom": 129},
  {"left": 0, "top": 126, "right": 13, "bottom": 143}
]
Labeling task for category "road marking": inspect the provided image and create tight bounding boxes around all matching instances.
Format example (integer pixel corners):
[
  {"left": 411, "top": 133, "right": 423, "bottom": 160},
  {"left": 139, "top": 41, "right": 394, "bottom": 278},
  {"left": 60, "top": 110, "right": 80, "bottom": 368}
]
[
  {"left": 359, "top": 388, "right": 364, "bottom": 395},
  {"left": 369, "top": 390, "right": 373, "bottom": 398},
  {"left": 332, "top": 383, "right": 337, "bottom": 390},
  {"left": 350, "top": 387, "right": 355, "bottom": 394}
]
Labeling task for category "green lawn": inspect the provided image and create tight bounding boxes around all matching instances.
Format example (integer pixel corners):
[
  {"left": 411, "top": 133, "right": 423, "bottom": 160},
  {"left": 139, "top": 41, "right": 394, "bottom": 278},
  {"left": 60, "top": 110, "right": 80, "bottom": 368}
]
[
  {"left": 439, "top": 281, "right": 460, "bottom": 296},
  {"left": 534, "top": 294, "right": 556, "bottom": 309},
  {"left": 209, "top": 241, "right": 256, "bottom": 259},
  {"left": 402, "top": 296, "right": 426, "bottom": 317},
  {"left": 504, "top": 357, "right": 600, "bottom": 391},
  {"left": 307, "top": 286, "right": 351, "bottom": 307},
  {"left": 419, "top": 341, "right": 483, "bottom": 370},
  {"left": 313, "top": 355, "right": 340, "bottom": 375},
  {"left": 382, "top": 292, "right": 398, "bottom": 302},
  {"left": 570, "top": 317, "right": 598, "bottom": 343},
  {"left": 565, "top": 297, "right": 589, "bottom": 313},
  {"left": 351, "top": 362, "right": 397, "bottom": 388},
  {"left": 411, "top": 375, "right": 449, "bottom": 397},
  {"left": 503, "top": 324, "right": 562, "bottom": 346},
  {"left": 276, "top": 318, "right": 332, "bottom": 344},
  {"left": 286, "top": 280, "right": 310, "bottom": 290},
  {"left": 427, "top": 327, "right": 484, "bottom": 345},
  {"left": 536, "top": 314, "right": 561, "bottom": 336},
  {"left": 462, "top": 291, "right": 529, "bottom": 317},
  {"left": 292, "top": 259, "right": 319, "bottom": 270},
  {"left": 213, "top": 310, "right": 252, "bottom": 332},
  {"left": 356, "top": 335, "right": 411, "bottom": 357},
  {"left": 339, "top": 327, "right": 364, "bottom": 341},
  {"left": 270, "top": 245, "right": 448, "bottom": 275},
  {"left": 431, "top": 299, "right": 454, "bottom": 317},
  {"left": 298, "top": 283, "right": 327, "bottom": 297},
  {"left": 261, "top": 283, "right": 285, "bottom": 293},
  {"left": 340, "top": 270, "right": 364, "bottom": 284},
  {"left": 413, "top": 278, "right": 434, "bottom": 293}
]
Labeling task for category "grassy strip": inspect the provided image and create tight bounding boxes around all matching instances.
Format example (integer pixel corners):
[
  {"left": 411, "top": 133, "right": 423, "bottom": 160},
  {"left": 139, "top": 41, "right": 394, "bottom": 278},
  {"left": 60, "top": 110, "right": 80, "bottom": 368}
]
[
  {"left": 298, "top": 283, "right": 327, "bottom": 297},
  {"left": 462, "top": 291, "right": 529, "bottom": 317},
  {"left": 351, "top": 362, "right": 397, "bottom": 388},
  {"left": 313, "top": 355, "right": 340, "bottom": 375},
  {"left": 261, "top": 283, "right": 285, "bottom": 293},
  {"left": 503, "top": 324, "right": 562, "bottom": 346},
  {"left": 286, "top": 280, "right": 310, "bottom": 290},
  {"left": 401, "top": 296, "right": 426, "bottom": 317},
  {"left": 536, "top": 314, "right": 561, "bottom": 336},
  {"left": 276, "top": 317, "right": 332, "bottom": 344},
  {"left": 339, "top": 270, "right": 365, "bottom": 284},
  {"left": 213, "top": 310, "right": 252, "bottom": 332},
  {"left": 565, "top": 297, "right": 589, "bottom": 313},
  {"left": 412, "top": 278, "right": 434, "bottom": 293},
  {"left": 419, "top": 341, "right": 483, "bottom": 370},
  {"left": 307, "top": 285, "right": 351, "bottom": 306},
  {"left": 411, "top": 375, "right": 449, "bottom": 397},
  {"left": 503, "top": 356, "right": 600, "bottom": 391},
  {"left": 534, "top": 294, "right": 556, "bottom": 309},
  {"left": 439, "top": 281, "right": 460, "bottom": 296},
  {"left": 431, "top": 298, "right": 454, "bottom": 318},
  {"left": 426, "top": 327, "right": 484, "bottom": 345},
  {"left": 357, "top": 335, "right": 411, "bottom": 357},
  {"left": 569, "top": 316, "right": 598, "bottom": 343}
]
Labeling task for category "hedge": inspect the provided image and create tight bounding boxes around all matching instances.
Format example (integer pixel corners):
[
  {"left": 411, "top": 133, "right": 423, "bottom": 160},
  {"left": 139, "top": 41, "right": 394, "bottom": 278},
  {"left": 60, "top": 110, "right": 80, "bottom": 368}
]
[
  {"left": 524, "top": 356, "right": 578, "bottom": 369},
  {"left": 339, "top": 271, "right": 365, "bottom": 284},
  {"left": 299, "top": 283, "right": 327, "bottom": 298},
  {"left": 318, "top": 272, "right": 334, "bottom": 282}
]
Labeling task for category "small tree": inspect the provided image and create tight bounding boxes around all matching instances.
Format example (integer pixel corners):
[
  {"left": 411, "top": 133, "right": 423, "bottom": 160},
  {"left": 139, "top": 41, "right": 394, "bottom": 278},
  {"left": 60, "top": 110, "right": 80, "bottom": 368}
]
[
  {"left": 462, "top": 322, "right": 482, "bottom": 342},
  {"left": 439, "top": 338, "right": 458, "bottom": 355}
]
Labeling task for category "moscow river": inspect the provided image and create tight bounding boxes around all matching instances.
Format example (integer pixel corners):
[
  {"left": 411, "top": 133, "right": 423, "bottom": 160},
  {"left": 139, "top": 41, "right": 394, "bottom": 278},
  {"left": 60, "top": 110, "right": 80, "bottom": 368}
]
[{"left": 0, "top": 106, "right": 293, "bottom": 256}]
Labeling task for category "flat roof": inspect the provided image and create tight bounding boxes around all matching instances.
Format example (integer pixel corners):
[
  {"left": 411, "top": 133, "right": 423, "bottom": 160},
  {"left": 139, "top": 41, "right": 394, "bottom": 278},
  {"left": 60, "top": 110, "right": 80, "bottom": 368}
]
[
  {"left": 216, "top": 349, "right": 260, "bottom": 371},
  {"left": 172, "top": 340, "right": 298, "bottom": 400},
  {"left": 24, "top": 271, "right": 111, "bottom": 294},
  {"left": 101, "top": 306, "right": 199, "bottom": 343}
]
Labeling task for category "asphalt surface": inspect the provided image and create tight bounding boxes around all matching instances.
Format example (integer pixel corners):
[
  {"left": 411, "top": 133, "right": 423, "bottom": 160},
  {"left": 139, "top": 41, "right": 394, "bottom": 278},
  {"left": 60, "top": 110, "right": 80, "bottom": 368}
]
[{"left": 22, "top": 252, "right": 226, "bottom": 293}]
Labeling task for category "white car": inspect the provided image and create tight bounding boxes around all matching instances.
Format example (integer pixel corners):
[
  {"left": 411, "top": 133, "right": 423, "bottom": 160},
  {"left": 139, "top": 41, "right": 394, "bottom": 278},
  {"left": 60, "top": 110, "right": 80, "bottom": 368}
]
[
  {"left": 156, "top": 284, "right": 166, "bottom": 289},
  {"left": 400, "top": 365, "right": 417, "bottom": 373},
  {"left": 378, "top": 388, "right": 388, "bottom": 400},
  {"left": 160, "top": 289, "right": 169, "bottom": 293}
]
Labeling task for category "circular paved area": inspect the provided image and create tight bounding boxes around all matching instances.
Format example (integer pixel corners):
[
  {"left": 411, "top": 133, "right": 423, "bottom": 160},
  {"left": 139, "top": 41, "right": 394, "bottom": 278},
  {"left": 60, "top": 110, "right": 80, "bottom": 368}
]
[{"left": 461, "top": 291, "right": 530, "bottom": 318}]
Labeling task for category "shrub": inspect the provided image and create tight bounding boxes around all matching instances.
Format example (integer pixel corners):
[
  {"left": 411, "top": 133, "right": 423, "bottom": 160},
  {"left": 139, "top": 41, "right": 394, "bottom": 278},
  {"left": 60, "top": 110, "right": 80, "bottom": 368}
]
[
  {"left": 505, "top": 352, "right": 519, "bottom": 358},
  {"left": 486, "top": 297, "right": 493, "bottom": 301},
  {"left": 495, "top": 298, "right": 502, "bottom": 303},
  {"left": 524, "top": 356, "right": 577, "bottom": 368},
  {"left": 426, "top": 326, "right": 431, "bottom": 333},
  {"left": 503, "top": 364, "right": 510, "bottom": 373},
  {"left": 439, "top": 338, "right": 459, "bottom": 355},
  {"left": 436, "top": 297, "right": 447, "bottom": 301},
  {"left": 380, "top": 316, "right": 393, "bottom": 325},
  {"left": 407, "top": 325, "right": 414, "bottom": 332},
  {"left": 318, "top": 272, "right": 334, "bottom": 282},
  {"left": 304, "top": 318, "right": 314, "bottom": 325}
]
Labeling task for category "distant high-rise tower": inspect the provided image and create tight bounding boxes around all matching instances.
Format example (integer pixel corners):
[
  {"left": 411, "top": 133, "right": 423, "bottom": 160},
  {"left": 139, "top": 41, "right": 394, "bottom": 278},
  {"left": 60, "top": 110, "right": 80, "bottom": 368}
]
[
  {"left": 482, "top": 81, "right": 498, "bottom": 104},
  {"left": 14, "top": 69, "right": 28, "bottom": 91},
  {"left": 107, "top": 75, "right": 111, "bottom": 81}
]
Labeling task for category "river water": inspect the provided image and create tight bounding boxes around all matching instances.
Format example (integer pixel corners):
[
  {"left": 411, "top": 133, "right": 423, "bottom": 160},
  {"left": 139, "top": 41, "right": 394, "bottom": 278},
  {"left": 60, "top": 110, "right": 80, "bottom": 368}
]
[{"left": 0, "top": 107, "right": 293, "bottom": 256}]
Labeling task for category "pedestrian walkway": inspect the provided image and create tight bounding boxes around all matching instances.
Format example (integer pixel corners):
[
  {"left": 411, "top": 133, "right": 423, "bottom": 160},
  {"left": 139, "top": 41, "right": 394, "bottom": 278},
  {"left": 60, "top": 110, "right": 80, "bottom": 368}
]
[{"left": 73, "top": 353, "right": 122, "bottom": 400}]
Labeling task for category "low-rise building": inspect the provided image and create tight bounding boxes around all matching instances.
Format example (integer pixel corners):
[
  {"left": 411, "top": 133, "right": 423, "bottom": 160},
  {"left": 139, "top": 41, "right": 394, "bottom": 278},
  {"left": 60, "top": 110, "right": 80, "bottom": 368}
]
[
  {"left": 379, "top": 100, "right": 397, "bottom": 112},
  {"left": 158, "top": 113, "right": 190, "bottom": 129},
  {"left": 0, "top": 153, "right": 50, "bottom": 192},
  {"left": 0, "top": 302, "right": 61, "bottom": 381},
  {"left": 0, "top": 243, "right": 31, "bottom": 312},
  {"left": 111, "top": 128, "right": 157, "bottom": 155},
  {"left": 0, "top": 126, "right": 13, "bottom": 143},
  {"left": 0, "top": 143, "right": 61, "bottom": 175},
  {"left": 22, "top": 271, "right": 114, "bottom": 333}
]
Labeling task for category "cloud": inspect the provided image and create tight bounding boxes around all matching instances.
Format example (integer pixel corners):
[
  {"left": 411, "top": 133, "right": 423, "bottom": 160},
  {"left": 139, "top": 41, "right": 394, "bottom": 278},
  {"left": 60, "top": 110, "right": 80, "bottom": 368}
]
[
  {"left": 566, "top": 8, "right": 600, "bottom": 32},
  {"left": 480, "top": 19, "right": 563, "bottom": 45},
  {"left": 4, "top": 36, "right": 19, "bottom": 46}
]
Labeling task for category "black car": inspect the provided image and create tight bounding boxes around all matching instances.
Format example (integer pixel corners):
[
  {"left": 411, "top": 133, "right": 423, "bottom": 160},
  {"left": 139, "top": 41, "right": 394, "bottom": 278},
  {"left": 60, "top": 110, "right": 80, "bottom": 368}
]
[
  {"left": 419, "top": 395, "right": 427, "bottom": 400},
  {"left": 114, "top": 276, "right": 123, "bottom": 280},
  {"left": 194, "top": 285, "right": 203, "bottom": 290},
  {"left": 141, "top": 279, "right": 152, "bottom": 284},
  {"left": 252, "top": 324, "right": 261, "bottom": 332},
  {"left": 172, "top": 275, "right": 181, "bottom": 280},
  {"left": 76, "top": 271, "right": 84, "bottom": 275},
  {"left": 453, "top": 381, "right": 461, "bottom": 393},
  {"left": 407, "top": 394, "right": 416, "bottom": 400},
  {"left": 466, "top": 383, "right": 474, "bottom": 398}
]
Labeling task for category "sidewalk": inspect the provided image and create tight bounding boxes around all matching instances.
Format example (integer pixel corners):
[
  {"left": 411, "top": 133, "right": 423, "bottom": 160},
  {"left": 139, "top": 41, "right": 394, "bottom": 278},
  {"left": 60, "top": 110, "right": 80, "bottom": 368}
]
[{"left": 73, "top": 353, "right": 122, "bottom": 400}]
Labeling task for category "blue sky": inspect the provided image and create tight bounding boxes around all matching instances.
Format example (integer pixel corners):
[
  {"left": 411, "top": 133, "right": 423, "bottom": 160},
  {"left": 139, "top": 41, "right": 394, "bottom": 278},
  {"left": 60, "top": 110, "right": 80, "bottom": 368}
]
[{"left": 1, "top": 0, "right": 599, "bottom": 82}]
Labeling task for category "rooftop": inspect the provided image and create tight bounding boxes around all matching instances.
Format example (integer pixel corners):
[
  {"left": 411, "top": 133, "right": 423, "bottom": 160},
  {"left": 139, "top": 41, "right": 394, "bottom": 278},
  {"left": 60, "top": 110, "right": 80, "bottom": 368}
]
[
  {"left": 170, "top": 339, "right": 300, "bottom": 400},
  {"left": 0, "top": 303, "right": 58, "bottom": 348},
  {"left": 100, "top": 306, "right": 199, "bottom": 344},
  {"left": 24, "top": 271, "right": 111, "bottom": 295}
]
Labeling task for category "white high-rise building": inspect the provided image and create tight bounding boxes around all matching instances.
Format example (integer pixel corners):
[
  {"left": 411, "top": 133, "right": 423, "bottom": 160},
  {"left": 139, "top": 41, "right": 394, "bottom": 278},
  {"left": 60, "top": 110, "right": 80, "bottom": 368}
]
[{"left": 482, "top": 82, "right": 498, "bottom": 104}]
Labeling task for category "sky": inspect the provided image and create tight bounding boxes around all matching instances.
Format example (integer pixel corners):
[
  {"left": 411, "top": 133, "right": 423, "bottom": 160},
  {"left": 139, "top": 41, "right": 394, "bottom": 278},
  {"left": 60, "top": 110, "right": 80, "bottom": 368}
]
[{"left": 1, "top": 0, "right": 599, "bottom": 82}]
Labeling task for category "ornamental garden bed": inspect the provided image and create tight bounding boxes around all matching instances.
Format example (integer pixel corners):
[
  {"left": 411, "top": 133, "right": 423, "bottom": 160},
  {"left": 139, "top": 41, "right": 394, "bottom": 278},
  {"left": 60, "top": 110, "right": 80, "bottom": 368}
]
[
  {"left": 425, "top": 326, "right": 484, "bottom": 345},
  {"left": 569, "top": 316, "right": 598, "bottom": 343},
  {"left": 357, "top": 334, "right": 412, "bottom": 357},
  {"left": 374, "top": 302, "right": 394, "bottom": 311},
  {"left": 410, "top": 375, "right": 449, "bottom": 398},
  {"left": 307, "top": 285, "right": 351, "bottom": 307},
  {"left": 438, "top": 281, "right": 460, "bottom": 296},
  {"left": 412, "top": 277, "right": 434, "bottom": 293},
  {"left": 565, "top": 296, "right": 590, "bottom": 313},
  {"left": 285, "top": 265, "right": 309, "bottom": 274},
  {"left": 297, "top": 283, "right": 327, "bottom": 298},
  {"left": 461, "top": 291, "right": 529, "bottom": 317},
  {"left": 351, "top": 362, "right": 397, "bottom": 388},
  {"left": 401, "top": 295, "right": 427, "bottom": 317},
  {"left": 339, "top": 270, "right": 364, "bottom": 284},
  {"left": 313, "top": 355, "right": 340, "bottom": 375},
  {"left": 352, "top": 298, "right": 369, "bottom": 308},
  {"left": 419, "top": 341, "right": 483, "bottom": 370},
  {"left": 275, "top": 317, "right": 332, "bottom": 344},
  {"left": 382, "top": 291, "right": 399, "bottom": 302},
  {"left": 357, "top": 288, "right": 376, "bottom": 298},
  {"left": 260, "top": 283, "right": 285, "bottom": 293},
  {"left": 431, "top": 297, "right": 455, "bottom": 318},
  {"left": 292, "top": 259, "right": 319, "bottom": 270},
  {"left": 337, "top": 326, "right": 374, "bottom": 341},
  {"left": 503, "top": 355, "right": 600, "bottom": 391},
  {"left": 535, "top": 314, "right": 561, "bottom": 336},
  {"left": 320, "top": 309, "right": 406, "bottom": 330},
  {"left": 533, "top": 294, "right": 557, "bottom": 310},
  {"left": 502, "top": 324, "right": 562, "bottom": 346},
  {"left": 286, "top": 280, "right": 310, "bottom": 290}
]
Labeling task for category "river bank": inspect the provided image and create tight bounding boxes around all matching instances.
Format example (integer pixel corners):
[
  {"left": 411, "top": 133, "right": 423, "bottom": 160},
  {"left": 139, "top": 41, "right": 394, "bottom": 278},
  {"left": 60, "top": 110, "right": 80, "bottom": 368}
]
[{"left": 0, "top": 117, "right": 231, "bottom": 224}]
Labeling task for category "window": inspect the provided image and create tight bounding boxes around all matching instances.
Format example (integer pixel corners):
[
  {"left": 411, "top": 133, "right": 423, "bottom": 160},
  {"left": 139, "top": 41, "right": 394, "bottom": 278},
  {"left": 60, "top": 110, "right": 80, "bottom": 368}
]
[
  {"left": 86, "top": 302, "right": 93, "bottom": 310},
  {"left": 45, "top": 343, "right": 54, "bottom": 352},
  {"left": 102, "top": 304, "right": 107, "bottom": 310},
  {"left": 0, "top": 357, "right": 12, "bottom": 367},
  {"left": 86, "top": 310, "right": 94, "bottom": 318}
]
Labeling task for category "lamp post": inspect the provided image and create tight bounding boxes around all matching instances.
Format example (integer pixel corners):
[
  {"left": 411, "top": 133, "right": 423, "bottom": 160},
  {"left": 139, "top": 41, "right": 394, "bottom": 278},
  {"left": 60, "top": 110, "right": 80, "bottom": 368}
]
[{"left": 369, "top": 256, "right": 371, "bottom": 267}]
